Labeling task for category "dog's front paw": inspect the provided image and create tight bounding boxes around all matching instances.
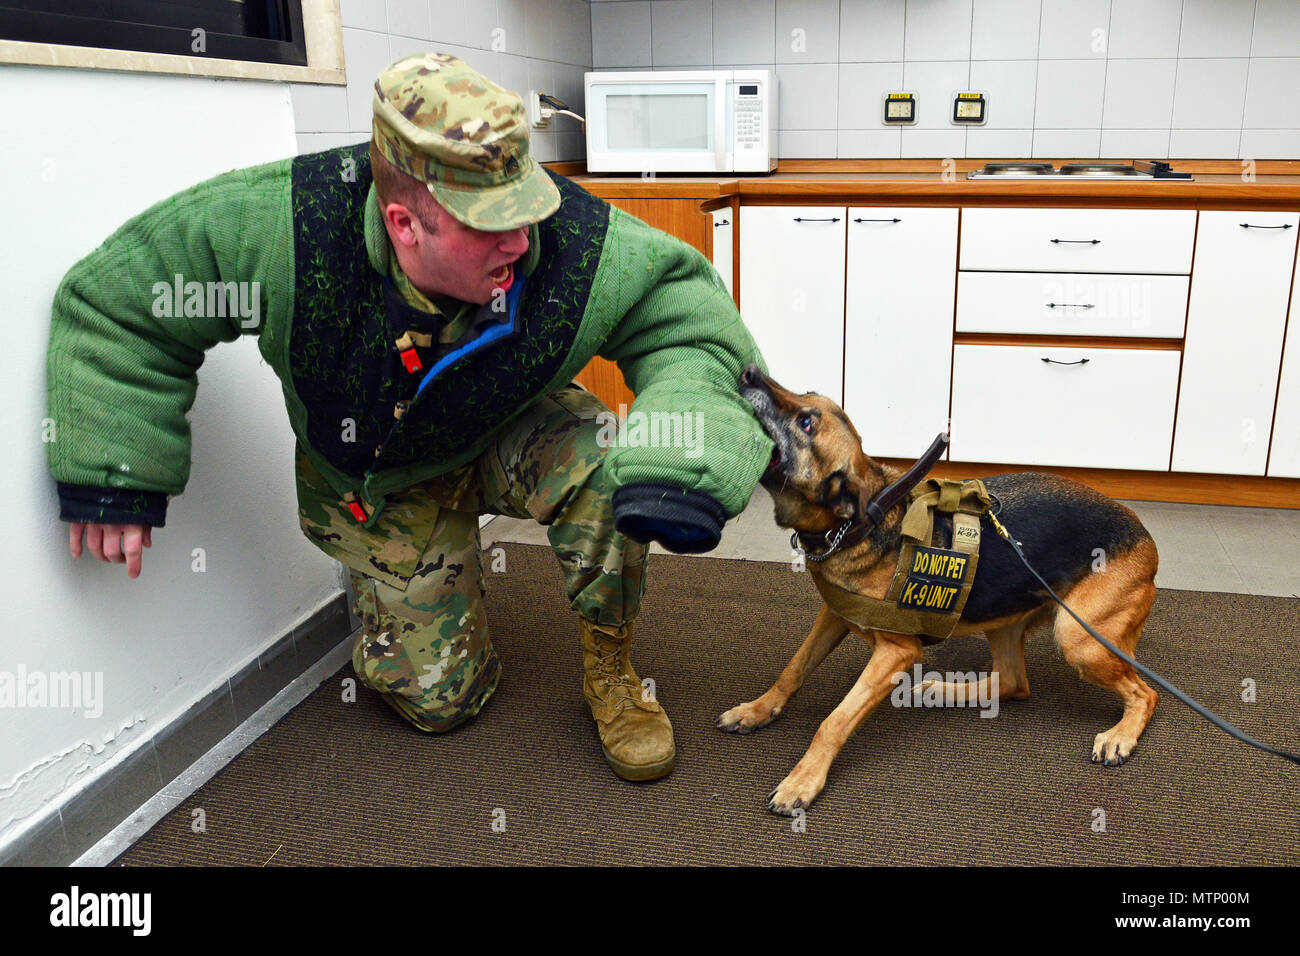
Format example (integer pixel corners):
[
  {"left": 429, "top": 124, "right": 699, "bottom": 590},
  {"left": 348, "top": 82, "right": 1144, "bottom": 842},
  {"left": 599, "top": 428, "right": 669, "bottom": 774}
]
[
  {"left": 1091, "top": 729, "right": 1137, "bottom": 767},
  {"left": 716, "top": 699, "right": 781, "bottom": 735},
  {"left": 766, "top": 764, "right": 827, "bottom": 816}
]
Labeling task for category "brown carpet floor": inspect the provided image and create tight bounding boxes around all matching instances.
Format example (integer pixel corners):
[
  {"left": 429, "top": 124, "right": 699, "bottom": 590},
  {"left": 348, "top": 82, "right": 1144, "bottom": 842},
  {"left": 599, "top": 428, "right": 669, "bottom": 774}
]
[{"left": 115, "top": 543, "right": 1300, "bottom": 866}]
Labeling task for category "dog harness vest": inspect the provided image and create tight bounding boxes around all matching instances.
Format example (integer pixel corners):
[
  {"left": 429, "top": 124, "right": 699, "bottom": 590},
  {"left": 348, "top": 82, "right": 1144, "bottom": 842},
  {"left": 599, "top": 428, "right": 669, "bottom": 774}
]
[{"left": 812, "top": 477, "right": 992, "bottom": 645}]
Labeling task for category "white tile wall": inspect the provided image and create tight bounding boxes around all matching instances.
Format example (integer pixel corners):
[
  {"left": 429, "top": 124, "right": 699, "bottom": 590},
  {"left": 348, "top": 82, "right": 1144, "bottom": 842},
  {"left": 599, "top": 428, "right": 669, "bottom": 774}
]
[
  {"left": 1178, "top": 0, "right": 1256, "bottom": 58},
  {"left": 840, "top": 0, "right": 905, "bottom": 62},
  {"left": 837, "top": 128, "right": 902, "bottom": 158},
  {"left": 902, "top": 60, "right": 971, "bottom": 129},
  {"left": 1251, "top": 0, "right": 1300, "bottom": 57},
  {"left": 1032, "top": 127, "right": 1101, "bottom": 157},
  {"left": 1169, "top": 128, "right": 1241, "bottom": 157},
  {"left": 652, "top": 0, "right": 712, "bottom": 66},
  {"left": 1107, "top": 0, "right": 1182, "bottom": 59},
  {"left": 778, "top": 129, "right": 837, "bottom": 158},
  {"left": 1039, "top": 0, "right": 1111, "bottom": 59},
  {"left": 713, "top": 0, "right": 775, "bottom": 64},
  {"left": 592, "top": 1, "right": 651, "bottom": 67},
  {"left": 340, "top": 27, "right": 393, "bottom": 131},
  {"left": 290, "top": 82, "right": 351, "bottom": 134},
  {"left": 1102, "top": 58, "right": 1176, "bottom": 128},
  {"left": 1240, "top": 129, "right": 1300, "bottom": 160},
  {"left": 966, "top": 127, "right": 1034, "bottom": 156},
  {"left": 970, "top": 0, "right": 1041, "bottom": 60},
  {"left": 1100, "top": 128, "right": 1171, "bottom": 157},
  {"left": 839, "top": 62, "right": 904, "bottom": 128},
  {"left": 1244, "top": 58, "right": 1300, "bottom": 129},
  {"left": 1034, "top": 59, "right": 1106, "bottom": 128},
  {"left": 464, "top": 0, "right": 499, "bottom": 50},
  {"left": 340, "top": 0, "right": 387, "bottom": 33},
  {"left": 577, "top": 0, "right": 1300, "bottom": 160},
  {"left": 775, "top": 0, "right": 840, "bottom": 64},
  {"left": 387, "top": 0, "right": 432, "bottom": 41},
  {"left": 969, "top": 59, "right": 1036, "bottom": 128},
  {"left": 901, "top": 127, "right": 967, "bottom": 158},
  {"left": 903, "top": 0, "right": 973, "bottom": 62},
  {"left": 1172, "top": 58, "right": 1250, "bottom": 129},
  {"left": 295, "top": 0, "right": 595, "bottom": 163},
  {"left": 777, "top": 63, "right": 838, "bottom": 129}
]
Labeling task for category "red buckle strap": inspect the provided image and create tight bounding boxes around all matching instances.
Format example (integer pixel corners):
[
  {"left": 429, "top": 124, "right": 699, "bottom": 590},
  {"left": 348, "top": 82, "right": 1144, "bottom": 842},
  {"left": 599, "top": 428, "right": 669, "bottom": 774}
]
[
  {"left": 342, "top": 491, "right": 369, "bottom": 523},
  {"left": 395, "top": 331, "right": 430, "bottom": 374}
]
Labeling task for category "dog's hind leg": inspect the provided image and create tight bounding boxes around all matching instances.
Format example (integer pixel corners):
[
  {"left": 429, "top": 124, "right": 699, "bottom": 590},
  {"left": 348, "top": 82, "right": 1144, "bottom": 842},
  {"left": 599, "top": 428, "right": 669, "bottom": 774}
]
[
  {"left": 717, "top": 603, "right": 849, "bottom": 734},
  {"left": 1053, "top": 537, "right": 1160, "bottom": 766},
  {"left": 915, "top": 612, "right": 1042, "bottom": 704}
]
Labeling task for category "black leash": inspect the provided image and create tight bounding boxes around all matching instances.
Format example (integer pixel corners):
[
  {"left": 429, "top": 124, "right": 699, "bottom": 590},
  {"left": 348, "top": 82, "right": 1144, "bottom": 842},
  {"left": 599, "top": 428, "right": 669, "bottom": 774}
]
[{"left": 987, "top": 512, "right": 1300, "bottom": 768}]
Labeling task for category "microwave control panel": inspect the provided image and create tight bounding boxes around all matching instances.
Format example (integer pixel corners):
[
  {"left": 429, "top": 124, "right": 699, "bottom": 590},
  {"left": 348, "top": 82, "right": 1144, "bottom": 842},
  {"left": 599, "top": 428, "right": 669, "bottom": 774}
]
[{"left": 734, "top": 83, "right": 763, "bottom": 151}]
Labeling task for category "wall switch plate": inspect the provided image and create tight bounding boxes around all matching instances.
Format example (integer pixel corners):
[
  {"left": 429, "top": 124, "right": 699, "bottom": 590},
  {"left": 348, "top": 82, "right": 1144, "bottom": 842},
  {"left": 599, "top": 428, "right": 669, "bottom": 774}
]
[
  {"left": 528, "top": 90, "right": 549, "bottom": 129},
  {"left": 951, "top": 91, "right": 987, "bottom": 125},
  {"left": 883, "top": 91, "right": 918, "bottom": 125}
]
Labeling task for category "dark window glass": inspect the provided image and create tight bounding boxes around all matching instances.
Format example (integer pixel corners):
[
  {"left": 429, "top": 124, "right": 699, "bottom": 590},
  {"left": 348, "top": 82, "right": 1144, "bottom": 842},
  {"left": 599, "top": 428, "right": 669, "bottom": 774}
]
[{"left": 0, "top": 1, "right": 308, "bottom": 68}]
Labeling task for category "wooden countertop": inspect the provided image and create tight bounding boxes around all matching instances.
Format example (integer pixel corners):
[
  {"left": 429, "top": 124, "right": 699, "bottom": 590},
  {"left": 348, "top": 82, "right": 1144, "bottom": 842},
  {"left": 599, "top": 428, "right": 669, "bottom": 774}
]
[{"left": 564, "top": 160, "right": 1300, "bottom": 205}]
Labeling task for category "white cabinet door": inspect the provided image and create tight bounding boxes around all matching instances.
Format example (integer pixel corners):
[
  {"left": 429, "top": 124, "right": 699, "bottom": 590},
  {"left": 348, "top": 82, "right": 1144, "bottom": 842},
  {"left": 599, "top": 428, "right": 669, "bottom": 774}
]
[
  {"left": 1172, "top": 211, "right": 1300, "bottom": 475},
  {"left": 739, "top": 205, "right": 846, "bottom": 401},
  {"left": 1268, "top": 258, "right": 1300, "bottom": 478},
  {"left": 950, "top": 345, "right": 1181, "bottom": 470},
  {"left": 711, "top": 208, "right": 734, "bottom": 298},
  {"left": 843, "top": 207, "right": 958, "bottom": 458}
]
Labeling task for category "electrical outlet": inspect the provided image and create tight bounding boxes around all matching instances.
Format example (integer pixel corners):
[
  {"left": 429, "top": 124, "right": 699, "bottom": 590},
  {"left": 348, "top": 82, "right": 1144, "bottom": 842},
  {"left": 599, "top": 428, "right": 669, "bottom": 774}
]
[{"left": 528, "top": 90, "right": 549, "bottom": 129}]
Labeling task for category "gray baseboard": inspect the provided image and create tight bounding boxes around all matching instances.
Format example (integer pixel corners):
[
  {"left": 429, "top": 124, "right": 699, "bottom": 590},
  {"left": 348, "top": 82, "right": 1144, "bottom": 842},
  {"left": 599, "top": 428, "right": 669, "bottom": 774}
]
[{"left": 0, "top": 588, "right": 358, "bottom": 867}]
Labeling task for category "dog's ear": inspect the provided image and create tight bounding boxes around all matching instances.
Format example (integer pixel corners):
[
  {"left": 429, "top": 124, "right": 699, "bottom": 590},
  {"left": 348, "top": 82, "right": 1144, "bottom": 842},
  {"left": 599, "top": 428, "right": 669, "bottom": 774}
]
[{"left": 821, "top": 471, "right": 869, "bottom": 521}]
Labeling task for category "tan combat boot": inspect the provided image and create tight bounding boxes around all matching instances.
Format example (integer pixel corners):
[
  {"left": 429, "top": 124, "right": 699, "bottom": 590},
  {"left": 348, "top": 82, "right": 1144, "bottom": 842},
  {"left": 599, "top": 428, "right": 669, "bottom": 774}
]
[{"left": 580, "top": 620, "right": 675, "bottom": 781}]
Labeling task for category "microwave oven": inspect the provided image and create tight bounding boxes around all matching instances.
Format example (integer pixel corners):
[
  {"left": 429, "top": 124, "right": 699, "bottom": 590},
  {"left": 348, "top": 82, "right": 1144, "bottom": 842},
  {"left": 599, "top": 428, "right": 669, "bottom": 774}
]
[{"left": 584, "top": 69, "right": 778, "bottom": 174}]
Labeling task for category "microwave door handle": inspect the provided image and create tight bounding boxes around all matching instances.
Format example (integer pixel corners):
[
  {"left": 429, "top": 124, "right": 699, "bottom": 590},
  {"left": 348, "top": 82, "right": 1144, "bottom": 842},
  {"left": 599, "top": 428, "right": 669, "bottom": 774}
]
[{"left": 715, "top": 76, "right": 728, "bottom": 171}]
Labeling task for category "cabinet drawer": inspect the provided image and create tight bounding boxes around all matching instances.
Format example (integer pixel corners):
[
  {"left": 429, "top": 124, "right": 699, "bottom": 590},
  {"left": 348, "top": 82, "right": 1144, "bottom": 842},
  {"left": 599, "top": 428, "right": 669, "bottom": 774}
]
[
  {"left": 949, "top": 345, "right": 1180, "bottom": 470},
  {"left": 956, "top": 272, "right": 1188, "bottom": 337},
  {"left": 960, "top": 208, "right": 1196, "bottom": 274}
]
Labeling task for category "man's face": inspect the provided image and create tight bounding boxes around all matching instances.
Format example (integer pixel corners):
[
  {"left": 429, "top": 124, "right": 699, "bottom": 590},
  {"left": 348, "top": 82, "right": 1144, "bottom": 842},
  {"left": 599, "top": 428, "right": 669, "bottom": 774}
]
[{"left": 386, "top": 195, "right": 530, "bottom": 306}]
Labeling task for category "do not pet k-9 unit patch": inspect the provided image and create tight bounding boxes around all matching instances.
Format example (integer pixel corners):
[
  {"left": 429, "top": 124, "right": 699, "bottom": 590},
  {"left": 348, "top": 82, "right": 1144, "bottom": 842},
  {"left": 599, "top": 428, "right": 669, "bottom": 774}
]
[{"left": 897, "top": 545, "right": 970, "bottom": 613}]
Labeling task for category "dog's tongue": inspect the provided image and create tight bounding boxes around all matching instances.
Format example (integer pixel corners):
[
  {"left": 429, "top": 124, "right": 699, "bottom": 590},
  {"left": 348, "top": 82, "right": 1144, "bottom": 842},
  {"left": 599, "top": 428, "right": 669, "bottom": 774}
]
[{"left": 767, "top": 447, "right": 781, "bottom": 470}]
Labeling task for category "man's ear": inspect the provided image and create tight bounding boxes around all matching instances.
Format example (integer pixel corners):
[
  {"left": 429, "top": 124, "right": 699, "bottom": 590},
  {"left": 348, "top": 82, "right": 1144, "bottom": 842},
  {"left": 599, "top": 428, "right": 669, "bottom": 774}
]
[{"left": 382, "top": 202, "right": 420, "bottom": 247}]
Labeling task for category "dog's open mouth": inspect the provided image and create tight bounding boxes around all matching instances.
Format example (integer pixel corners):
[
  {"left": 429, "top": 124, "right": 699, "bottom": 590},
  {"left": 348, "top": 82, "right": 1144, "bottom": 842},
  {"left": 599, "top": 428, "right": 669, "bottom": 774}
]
[{"left": 766, "top": 444, "right": 783, "bottom": 474}]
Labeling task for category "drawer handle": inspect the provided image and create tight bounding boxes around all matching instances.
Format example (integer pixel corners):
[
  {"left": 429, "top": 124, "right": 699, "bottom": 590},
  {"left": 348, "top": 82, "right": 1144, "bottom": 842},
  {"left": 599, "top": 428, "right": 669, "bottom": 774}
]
[
  {"left": 1050, "top": 238, "right": 1101, "bottom": 244},
  {"left": 1239, "top": 222, "right": 1293, "bottom": 230},
  {"left": 1045, "top": 302, "right": 1096, "bottom": 309},
  {"left": 714, "top": 219, "right": 730, "bottom": 227},
  {"left": 1042, "top": 357, "right": 1090, "bottom": 366},
  {"left": 853, "top": 217, "right": 901, "bottom": 223},
  {"left": 792, "top": 217, "right": 841, "bottom": 222}
]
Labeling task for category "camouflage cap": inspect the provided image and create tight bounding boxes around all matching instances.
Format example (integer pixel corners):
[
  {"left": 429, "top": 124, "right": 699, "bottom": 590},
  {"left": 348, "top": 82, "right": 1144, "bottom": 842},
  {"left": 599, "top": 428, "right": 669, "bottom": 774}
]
[{"left": 372, "top": 52, "right": 561, "bottom": 232}]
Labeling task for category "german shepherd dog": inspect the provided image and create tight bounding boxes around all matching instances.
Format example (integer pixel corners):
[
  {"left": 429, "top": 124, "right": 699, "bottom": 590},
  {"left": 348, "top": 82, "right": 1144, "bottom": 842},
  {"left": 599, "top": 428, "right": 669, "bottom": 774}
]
[{"left": 722, "top": 365, "right": 1160, "bottom": 815}]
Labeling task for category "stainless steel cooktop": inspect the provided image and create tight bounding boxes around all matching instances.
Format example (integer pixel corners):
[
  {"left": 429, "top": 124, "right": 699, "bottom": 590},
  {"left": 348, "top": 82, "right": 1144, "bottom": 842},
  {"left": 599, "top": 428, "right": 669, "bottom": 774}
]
[{"left": 967, "top": 160, "right": 1194, "bottom": 181}]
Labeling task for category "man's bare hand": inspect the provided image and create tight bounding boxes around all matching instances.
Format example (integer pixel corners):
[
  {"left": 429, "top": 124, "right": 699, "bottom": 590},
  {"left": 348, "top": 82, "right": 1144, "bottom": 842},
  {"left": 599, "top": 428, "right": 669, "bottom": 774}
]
[{"left": 69, "top": 522, "right": 153, "bottom": 579}]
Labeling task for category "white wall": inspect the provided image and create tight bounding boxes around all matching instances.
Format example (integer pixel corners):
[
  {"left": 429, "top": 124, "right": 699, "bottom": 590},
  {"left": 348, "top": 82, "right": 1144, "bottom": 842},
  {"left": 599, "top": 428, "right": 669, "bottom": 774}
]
[
  {"left": 293, "top": 0, "right": 593, "bottom": 160},
  {"left": 0, "top": 66, "right": 343, "bottom": 849},
  {"left": 590, "top": 0, "right": 1300, "bottom": 160}
]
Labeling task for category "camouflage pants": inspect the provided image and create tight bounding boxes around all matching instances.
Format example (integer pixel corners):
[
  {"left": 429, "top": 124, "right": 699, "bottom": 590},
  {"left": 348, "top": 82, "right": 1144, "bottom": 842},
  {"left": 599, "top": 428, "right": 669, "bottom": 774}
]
[{"left": 295, "top": 385, "right": 649, "bottom": 732}]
